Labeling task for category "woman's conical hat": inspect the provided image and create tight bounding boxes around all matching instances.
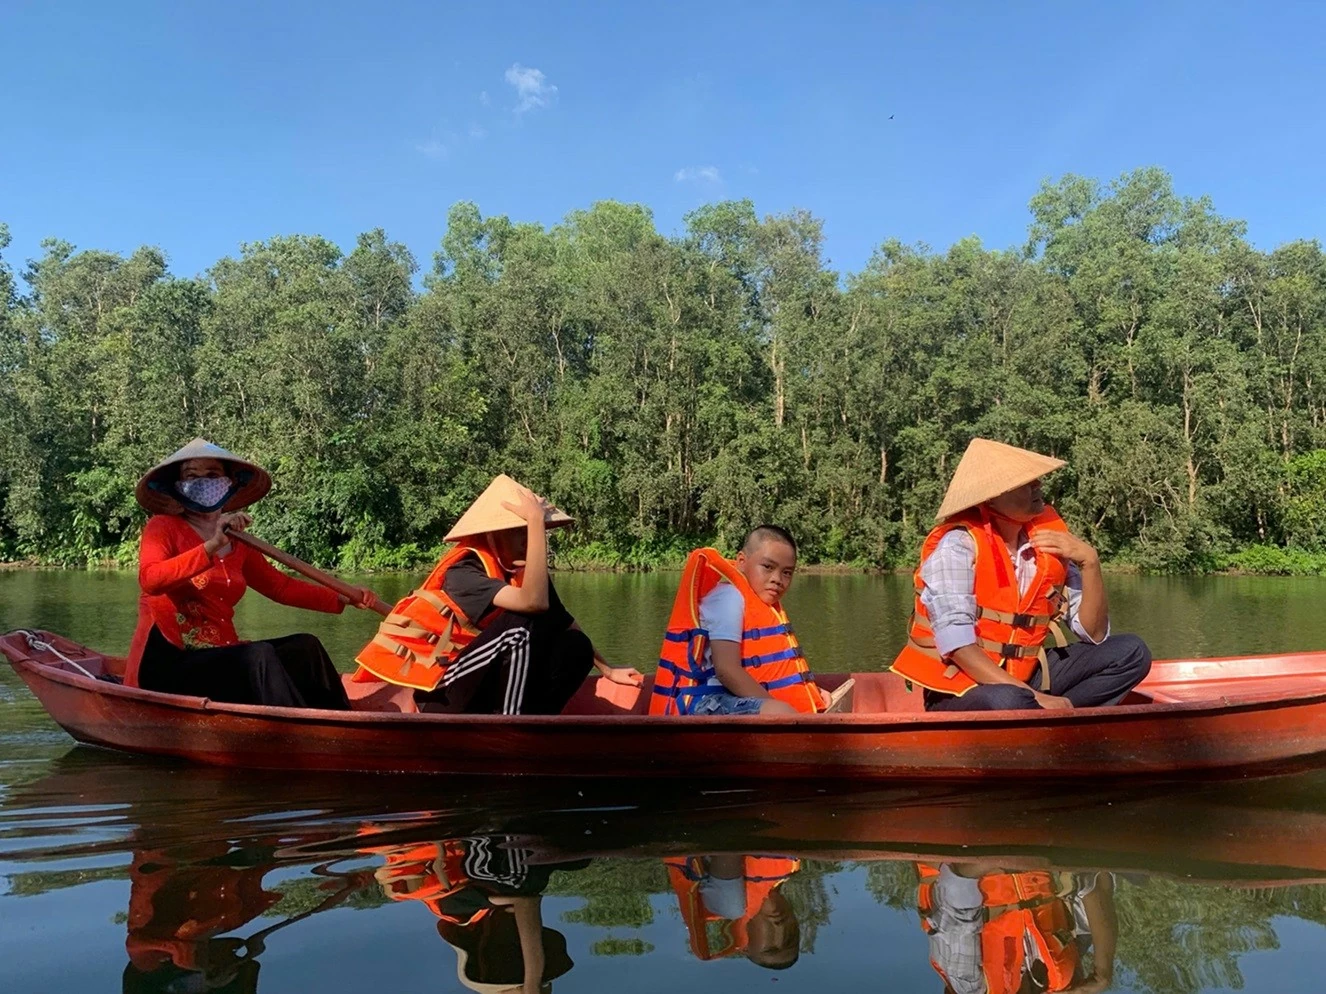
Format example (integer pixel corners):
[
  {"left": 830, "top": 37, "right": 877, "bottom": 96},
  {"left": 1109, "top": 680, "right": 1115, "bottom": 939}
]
[
  {"left": 135, "top": 438, "right": 271, "bottom": 515},
  {"left": 935, "top": 438, "right": 1066, "bottom": 521},
  {"left": 445, "top": 474, "right": 574, "bottom": 542}
]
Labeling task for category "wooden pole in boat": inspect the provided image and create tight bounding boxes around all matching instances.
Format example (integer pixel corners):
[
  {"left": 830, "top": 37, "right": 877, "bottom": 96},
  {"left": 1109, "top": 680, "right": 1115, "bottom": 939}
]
[{"left": 226, "top": 529, "right": 393, "bottom": 617}]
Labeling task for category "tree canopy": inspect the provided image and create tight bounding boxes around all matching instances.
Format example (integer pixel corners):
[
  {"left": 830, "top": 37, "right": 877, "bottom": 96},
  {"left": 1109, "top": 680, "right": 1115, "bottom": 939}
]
[{"left": 3, "top": 169, "right": 1326, "bottom": 572}]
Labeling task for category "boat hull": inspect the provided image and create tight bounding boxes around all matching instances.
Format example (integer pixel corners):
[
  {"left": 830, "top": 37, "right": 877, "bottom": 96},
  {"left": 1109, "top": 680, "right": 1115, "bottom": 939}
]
[{"left": 7, "top": 630, "right": 1326, "bottom": 779}]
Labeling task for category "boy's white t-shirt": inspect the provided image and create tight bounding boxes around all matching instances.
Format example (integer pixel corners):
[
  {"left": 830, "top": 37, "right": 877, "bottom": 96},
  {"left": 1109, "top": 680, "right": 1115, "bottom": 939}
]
[{"left": 697, "top": 581, "right": 745, "bottom": 690}]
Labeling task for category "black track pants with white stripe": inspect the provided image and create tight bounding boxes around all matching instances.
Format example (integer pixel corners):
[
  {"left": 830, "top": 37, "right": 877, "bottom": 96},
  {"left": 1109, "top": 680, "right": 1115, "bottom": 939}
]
[{"left": 416, "top": 611, "right": 595, "bottom": 715}]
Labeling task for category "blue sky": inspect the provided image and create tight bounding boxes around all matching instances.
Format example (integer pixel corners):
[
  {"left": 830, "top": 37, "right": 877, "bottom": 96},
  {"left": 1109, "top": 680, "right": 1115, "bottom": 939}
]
[{"left": 2, "top": 1, "right": 1323, "bottom": 284}]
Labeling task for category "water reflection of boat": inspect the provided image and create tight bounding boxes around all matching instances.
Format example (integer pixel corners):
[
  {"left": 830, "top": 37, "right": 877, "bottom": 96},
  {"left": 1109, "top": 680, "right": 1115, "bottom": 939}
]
[
  {"left": 6, "top": 754, "right": 1326, "bottom": 993},
  {"left": 6, "top": 752, "right": 1326, "bottom": 886},
  {"left": 7, "top": 628, "right": 1326, "bottom": 779}
]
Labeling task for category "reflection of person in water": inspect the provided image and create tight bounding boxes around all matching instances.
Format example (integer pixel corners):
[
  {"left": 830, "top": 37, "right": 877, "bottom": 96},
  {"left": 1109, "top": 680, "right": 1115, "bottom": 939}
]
[
  {"left": 665, "top": 855, "right": 802, "bottom": 970},
  {"left": 121, "top": 847, "right": 280, "bottom": 994},
  {"left": 121, "top": 843, "right": 366, "bottom": 994},
  {"left": 916, "top": 863, "right": 1117, "bottom": 994},
  {"left": 370, "top": 835, "right": 588, "bottom": 994}
]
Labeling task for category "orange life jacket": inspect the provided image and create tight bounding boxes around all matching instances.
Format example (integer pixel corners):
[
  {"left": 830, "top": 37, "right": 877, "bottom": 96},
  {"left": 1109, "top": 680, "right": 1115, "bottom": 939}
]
[
  {"left": 353, "top": 540, "right": 514, "bottom": 691},
  {"left": 364, "top": 838, "right": 492, "bottom": 927},
  {"left": 916, "top": 863, "right": 1079, "bottom": 994},
  {"left": 666, "top": 856, "right": 800, "bottom": 960},
  {"left": 890, "top": 506, "right": 1071, "bottom": 697},
  {"left": 649, "top": 548, "right": 821, "bottom": 715}
]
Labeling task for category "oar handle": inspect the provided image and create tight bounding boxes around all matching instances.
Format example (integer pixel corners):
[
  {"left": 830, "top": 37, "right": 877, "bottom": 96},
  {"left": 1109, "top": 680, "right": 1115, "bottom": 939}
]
[{"left": 227, "top": 529, "right": 393, "bottom": 617}]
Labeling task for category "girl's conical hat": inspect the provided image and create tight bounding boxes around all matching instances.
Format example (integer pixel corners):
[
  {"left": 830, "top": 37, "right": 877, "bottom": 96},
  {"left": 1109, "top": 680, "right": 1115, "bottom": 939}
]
[
  {"left": 135, "top": 438, "right": 271, "bottom": 515},
  {"left": 935, "top": 438, "right": 1066, "bottom": 521},
  {"left": 445, "top": 474, "right": 574, "bottom": 542}
]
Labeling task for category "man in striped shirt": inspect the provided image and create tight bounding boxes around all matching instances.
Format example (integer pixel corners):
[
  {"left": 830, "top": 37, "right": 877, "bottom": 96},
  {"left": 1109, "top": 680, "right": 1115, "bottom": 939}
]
[{"left": 893, "top": 439, "right": 1151, "bottom": 712}]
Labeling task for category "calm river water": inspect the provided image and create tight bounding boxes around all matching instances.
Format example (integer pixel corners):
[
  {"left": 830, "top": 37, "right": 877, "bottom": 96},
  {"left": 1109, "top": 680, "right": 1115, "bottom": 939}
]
[{"left": 3, "top": 569, "right": 1326, "bottom": 993}]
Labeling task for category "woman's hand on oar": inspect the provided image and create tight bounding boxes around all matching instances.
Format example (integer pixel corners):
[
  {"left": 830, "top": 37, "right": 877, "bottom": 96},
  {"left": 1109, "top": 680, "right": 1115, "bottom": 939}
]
[
  {"left": 204, "top": 512, "right": 252, "bottom": 555},
  {"left": 339, "top": 586, "right": 380, "bottom": 610}
]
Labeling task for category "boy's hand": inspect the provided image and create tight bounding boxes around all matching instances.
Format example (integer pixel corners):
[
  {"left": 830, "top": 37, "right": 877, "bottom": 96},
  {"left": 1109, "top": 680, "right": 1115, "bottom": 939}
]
[{"left": 601, "top": 666, "right": 644, "bottom": 686}]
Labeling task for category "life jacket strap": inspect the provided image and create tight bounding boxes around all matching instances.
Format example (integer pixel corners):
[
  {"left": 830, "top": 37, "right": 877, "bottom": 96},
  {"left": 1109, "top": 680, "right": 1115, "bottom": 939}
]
[
  {"left": 369, "top": 634, "right": 443, "bottom": 676},
  {"left": 1044, "top": 618, "right": 1071, "bottom": 649},
  {"left": 909, "top": 631, "right": 1063, "bottom": 687},
  {"left": 978, "top": 606, "right": 1055, "bottom": 627},
  {"left": 741, "top": 624, "right": 791, "bottom": 639},
  {"left": 981, "top": 894, "right": 1058, "bottom": 920},
  {"left": 974, "top": 636, "right": 1044, "bottom": 659},
  {"left": 411, "top": 589, "right": 447, "bottom": 612}
]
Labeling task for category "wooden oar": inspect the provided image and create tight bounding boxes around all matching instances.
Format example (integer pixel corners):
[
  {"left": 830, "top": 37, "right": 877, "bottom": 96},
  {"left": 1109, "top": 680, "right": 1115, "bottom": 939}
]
[
  {"left": 227, "top": 529, "right": 393, "bottom": 617},
  {"left": 235, "top": 865, "right": 371, "bottom": 960}
]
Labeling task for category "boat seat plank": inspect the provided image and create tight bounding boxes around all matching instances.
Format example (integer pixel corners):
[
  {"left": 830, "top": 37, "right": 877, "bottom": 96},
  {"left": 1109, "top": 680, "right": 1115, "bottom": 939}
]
[{"left": 1139, "top": 674, "right": 1326, "bottom": 703}]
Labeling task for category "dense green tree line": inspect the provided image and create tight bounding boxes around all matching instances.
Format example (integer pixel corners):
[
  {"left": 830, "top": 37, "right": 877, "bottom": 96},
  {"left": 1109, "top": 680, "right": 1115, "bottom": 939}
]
[{"left": 4, "top": 167, "right": 1326, "bottom": 572}]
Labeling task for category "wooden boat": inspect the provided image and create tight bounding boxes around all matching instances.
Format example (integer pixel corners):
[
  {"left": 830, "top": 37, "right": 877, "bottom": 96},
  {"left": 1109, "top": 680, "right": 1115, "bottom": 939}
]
[{"left": 6, "top": 627, "right": 1326, "bottom": 779}]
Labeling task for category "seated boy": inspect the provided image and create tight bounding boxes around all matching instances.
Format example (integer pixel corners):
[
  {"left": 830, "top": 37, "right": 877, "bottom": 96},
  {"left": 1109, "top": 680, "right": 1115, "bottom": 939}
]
[{"left": 650, "top": 525, "right": 825, "bottom": 716}]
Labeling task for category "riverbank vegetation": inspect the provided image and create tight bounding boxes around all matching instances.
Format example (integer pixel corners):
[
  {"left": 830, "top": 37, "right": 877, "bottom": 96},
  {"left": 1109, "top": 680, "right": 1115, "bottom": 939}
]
[{"left": 3, "top": 167, "right": 1326, "bottom": 573}]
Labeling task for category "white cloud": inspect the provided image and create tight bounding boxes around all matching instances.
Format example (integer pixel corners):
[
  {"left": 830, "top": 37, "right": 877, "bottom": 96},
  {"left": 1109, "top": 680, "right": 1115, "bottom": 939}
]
[
  {"left": 416, "top": 139, "right": 449, "bottom": 161},
  {"left": 469, "top": 124, "right": 488, "bottom": 140},
  {"left": 479, "top": 90, "right": 491, "bottom": 106},
  {"left": 505, "top": 63, "right": 558, "bottom": 113},
  {"left": 674, "top": 165, "right": 722, "bottom": 184}
]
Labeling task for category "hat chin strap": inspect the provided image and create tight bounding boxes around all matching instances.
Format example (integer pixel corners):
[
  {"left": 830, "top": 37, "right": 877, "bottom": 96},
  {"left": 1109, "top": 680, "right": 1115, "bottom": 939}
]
[
  {"left": 978, "top": 505, "right": 1019, "bottom": 589},
  {"left": 980, "top": 504, "right": 1022, "bottom": 526},
  {"left": 483, "top": 534, "right": 524, "bottom": 576}
]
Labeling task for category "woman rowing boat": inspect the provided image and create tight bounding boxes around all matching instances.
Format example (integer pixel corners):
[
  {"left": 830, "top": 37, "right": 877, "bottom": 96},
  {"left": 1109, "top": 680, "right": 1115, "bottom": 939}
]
[{"left": 125, "top": 438, "right": 376, "bottom": 708}]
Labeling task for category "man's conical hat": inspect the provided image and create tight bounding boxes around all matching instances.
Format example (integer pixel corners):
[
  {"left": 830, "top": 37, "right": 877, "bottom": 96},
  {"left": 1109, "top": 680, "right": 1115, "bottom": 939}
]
[
  {"left": 135, "top": 438, "right": 271, "bottom": 515},
  {"left": 445, "top": 474, "right": 574, "bottom": 542},
  {"left": 935, "top": 438, "right": 1066, "bottom": 521}
]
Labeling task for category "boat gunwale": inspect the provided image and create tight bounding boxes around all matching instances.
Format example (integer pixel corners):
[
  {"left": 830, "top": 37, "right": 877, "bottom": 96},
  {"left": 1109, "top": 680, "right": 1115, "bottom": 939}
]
[{"left": 11, "top": 646, "right": 1326, "bottom": 734}]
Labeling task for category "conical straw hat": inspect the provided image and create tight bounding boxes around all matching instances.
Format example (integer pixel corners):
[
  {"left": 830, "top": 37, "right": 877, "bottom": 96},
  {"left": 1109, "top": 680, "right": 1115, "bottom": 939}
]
[
  {"left": 135, "top": 438, "right": 271, "bottom": 515},
  {"left": 445, "top": 474, "right": 574, "bottom": 542},
  {"left": 935, "top": 438, "right": 1066, "bottom": 521}
]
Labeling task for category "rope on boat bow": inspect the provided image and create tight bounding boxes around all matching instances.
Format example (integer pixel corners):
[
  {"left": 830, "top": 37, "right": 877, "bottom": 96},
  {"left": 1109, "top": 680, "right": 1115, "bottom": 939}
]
[{"left": 16, "top": 630, "right": 99, "bottom": 681}]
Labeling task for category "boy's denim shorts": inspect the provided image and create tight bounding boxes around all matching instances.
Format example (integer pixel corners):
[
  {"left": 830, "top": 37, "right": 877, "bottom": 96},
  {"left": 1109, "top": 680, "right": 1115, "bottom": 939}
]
[{"left": 690, "top": 693, "right": 765, "bottom": 716}]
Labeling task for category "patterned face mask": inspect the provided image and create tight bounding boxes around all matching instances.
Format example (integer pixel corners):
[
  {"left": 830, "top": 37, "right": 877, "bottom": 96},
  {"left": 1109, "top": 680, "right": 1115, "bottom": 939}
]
[{"left": 175, "top": 476, "right": 236, "bottom": 512}]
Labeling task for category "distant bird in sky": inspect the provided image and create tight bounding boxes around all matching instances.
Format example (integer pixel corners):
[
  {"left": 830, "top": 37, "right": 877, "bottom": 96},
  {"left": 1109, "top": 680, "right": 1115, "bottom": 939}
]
[{"left": 889, "top": 114, "right": 895, "bottom": 119}]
